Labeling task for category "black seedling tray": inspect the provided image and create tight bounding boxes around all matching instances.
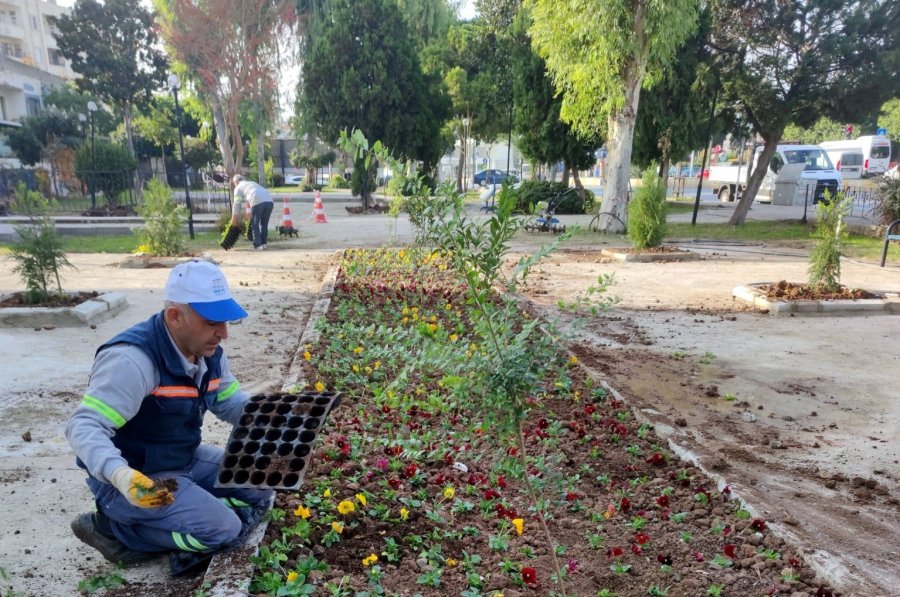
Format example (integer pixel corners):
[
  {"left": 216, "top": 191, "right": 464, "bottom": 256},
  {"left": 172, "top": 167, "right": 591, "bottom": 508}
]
[
  {"left": 215, "top": 391, "right": 341, "bottom": 491},
  {"left": 220, "top": 225, "right": 241, "bottom": 250}
]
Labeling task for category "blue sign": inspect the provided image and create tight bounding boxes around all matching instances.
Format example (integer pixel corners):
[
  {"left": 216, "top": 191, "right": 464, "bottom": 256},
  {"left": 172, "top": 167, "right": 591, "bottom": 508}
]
[
  {"left": 599, "top": 147, "right": 608, "bottom": 159},
  {"left": 876, "top": 127, "right": 887, "bottom": 136}
]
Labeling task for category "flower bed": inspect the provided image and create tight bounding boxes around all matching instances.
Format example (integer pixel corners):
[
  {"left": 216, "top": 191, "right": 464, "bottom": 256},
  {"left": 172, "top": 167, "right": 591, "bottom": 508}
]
[{"left": 251, "top": 248, "right": 836, "bottom": 597}]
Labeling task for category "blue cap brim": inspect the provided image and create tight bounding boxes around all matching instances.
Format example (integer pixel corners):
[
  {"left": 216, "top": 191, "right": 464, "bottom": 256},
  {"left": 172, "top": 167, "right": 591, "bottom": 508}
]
[{"left": 190, "top": 299, "right": 248, "bottom": 323}]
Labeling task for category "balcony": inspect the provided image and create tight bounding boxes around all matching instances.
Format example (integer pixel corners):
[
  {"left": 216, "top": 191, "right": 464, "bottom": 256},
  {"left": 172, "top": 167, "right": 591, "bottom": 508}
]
[{"left": 0, "top": 22, "right": 24, "bottom": 40}]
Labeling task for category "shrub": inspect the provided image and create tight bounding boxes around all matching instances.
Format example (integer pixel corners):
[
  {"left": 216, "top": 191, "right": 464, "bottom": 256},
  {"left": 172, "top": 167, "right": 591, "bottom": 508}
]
[
  {"left": 808, "top": 190, "right": 852, "bottom": 292},
  {"left": 627, "top": 170, "right": 667, "bottom": 249},
  {"left": 135, "top": 179, "right": 186, "bottom": 256},
  {"left": 327, "top": 174, "right": 350, "bottom": 189},
  {"left": 272, "top": 173, "right": 285, "bottom": 188},
  {"left": 875, "top": 178, "right": 900, "bottom": 225},
  {"left": 73, "top": 141, "right": 137, "bottom": 205},
  {"left": 510, "top": 181, "right": 595, "bottom": 214},
  {"left": 9, "top": 182, "right": 72, "bottom": 303}
]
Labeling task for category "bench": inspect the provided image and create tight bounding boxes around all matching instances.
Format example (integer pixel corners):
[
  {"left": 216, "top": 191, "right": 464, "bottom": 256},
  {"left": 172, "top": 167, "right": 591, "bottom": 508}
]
[{"left": 881, "top": 218, "right": 900, "bottom": 267}]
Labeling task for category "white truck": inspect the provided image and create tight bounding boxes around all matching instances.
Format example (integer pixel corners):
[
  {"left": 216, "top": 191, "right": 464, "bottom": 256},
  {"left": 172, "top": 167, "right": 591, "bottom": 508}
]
[
  {"left": 820, "top": 135, "right": 891, "bottom": 177},
  {"left": 707, "top": 144, "right": 842, "bottom": 204}
]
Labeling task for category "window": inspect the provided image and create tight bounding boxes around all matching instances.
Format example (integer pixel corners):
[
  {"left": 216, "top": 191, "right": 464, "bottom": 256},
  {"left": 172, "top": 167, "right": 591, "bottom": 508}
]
[
  {"left": 33, "top": 47, "right": 41, "bottom": 64},
  {"left": 48, "top": 48, "right": 63, "bottom": 66},
  {"left": 872, "top": 146, "right": 890, "bottom": 159},
  {"left": 0, "top": 96, "right": 6, "bottom": 120},
  {"left": 783, "top": 149, "right": 832, "bottom": 171},
  {"left": 26, "top": 96, "right": 41, "bottom": 117},
  {"left": 31, "top": 15, "right": 37, "bottom": 29},
  {"left": 7, "top": 10, "right": 16, "bottom": 25}
]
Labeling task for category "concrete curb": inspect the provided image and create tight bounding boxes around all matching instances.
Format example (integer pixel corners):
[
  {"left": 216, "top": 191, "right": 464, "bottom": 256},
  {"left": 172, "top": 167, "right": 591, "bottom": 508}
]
[
  {"left": 201, "top": 252, "right": 342, "bottom": 597},
  {"left": 733, "top": 284, "right": 900, "bottom": 316},
  {"left": 600, "top": 247, "right": 699, "bottom": 262},
  {"left": 0, "top": 291, "right": 128, "bottom": 327}
]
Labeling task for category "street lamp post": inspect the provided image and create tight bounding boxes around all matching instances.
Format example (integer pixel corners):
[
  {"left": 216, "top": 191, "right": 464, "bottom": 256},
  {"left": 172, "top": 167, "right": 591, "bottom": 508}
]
[
  {"left": 77, "top": 113, "right": 86, "bottom": 141},
  {"left": 461, "top": 117, "right": 469, "bottom": 192},
  {"left": 86, "top": 101, "right": 97, "bottom": 208},
  {"left": 168, "top": 73, "right": 195, "bottom": 239}
]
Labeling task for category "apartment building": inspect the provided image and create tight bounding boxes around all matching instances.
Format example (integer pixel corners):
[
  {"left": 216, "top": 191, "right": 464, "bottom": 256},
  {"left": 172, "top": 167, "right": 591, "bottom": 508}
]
[{"left": 0, "top": 0, "right": 73, "bottom": 121}]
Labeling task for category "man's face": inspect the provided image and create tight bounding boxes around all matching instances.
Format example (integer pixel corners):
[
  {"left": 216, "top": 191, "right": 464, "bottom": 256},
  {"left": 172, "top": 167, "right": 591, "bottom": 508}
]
[{"left": 164, "top": 304, "right": 228, "bottom": 362}]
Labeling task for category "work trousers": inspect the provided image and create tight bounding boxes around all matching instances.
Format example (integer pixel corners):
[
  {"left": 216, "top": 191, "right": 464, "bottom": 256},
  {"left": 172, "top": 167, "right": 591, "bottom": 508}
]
[
  {"left": 251, "top": 202, "right": 274, "bottom": 248},
  {"left": 86, "top": 445, "right": 273, "bottom": 554}
]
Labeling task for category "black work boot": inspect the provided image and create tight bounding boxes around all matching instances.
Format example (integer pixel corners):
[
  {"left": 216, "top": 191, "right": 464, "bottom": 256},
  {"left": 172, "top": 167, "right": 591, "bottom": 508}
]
[{"left": 70, "top": 512, "right": 158, "bottom": 566}]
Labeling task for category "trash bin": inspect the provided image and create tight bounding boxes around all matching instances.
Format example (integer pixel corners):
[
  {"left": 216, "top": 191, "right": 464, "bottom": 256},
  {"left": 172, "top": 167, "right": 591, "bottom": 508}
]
[{"left": 770, "top": 163, "right": 805, "bottom": 206}]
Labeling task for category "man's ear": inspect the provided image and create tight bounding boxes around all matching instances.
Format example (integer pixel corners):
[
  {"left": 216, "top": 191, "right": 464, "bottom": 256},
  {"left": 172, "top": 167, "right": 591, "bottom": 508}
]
[{"left": 163, "top": 305, "right": 184, "bottom": 326}]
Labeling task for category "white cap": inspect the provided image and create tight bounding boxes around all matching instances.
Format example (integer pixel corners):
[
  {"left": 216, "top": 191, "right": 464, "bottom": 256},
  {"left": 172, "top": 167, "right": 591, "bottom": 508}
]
[{"left": 164, "top": 260, "right": 247, "bottom": 322}]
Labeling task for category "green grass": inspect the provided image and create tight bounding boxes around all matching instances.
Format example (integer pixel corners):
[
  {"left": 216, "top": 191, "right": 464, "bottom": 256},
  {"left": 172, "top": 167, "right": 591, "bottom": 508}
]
[
  {"left": 0, "top": 231, "right": 223, "bottom": 255},
  {"left": 570, "top": 218, "right": 897, "bottom": 263}
]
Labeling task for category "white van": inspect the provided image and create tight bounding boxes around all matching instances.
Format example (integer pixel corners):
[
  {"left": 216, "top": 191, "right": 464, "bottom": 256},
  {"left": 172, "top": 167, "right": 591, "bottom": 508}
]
[
  {"left": 708, "top": 144, "right": 841, "bottom": 203},
  {"left": 820, "top": 136, "right": 891, "bottom": 176},
  {"left": 822, "top": 148, "right": 864, "bottom": 180}
]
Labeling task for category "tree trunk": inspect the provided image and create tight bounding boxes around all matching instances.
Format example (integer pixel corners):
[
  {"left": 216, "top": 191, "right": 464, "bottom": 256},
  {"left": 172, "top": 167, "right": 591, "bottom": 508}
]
[
  {"left": 456, "top": 129, "right": 466, "bottom": 193},
  {"left": 597, "top": 77, "right": 642, "bottom": 233},
  {"left": 659, "top": 148, "right": 670, "bottom": 191},
  {"left": 571, "top": 166, "right": 585, "bottom": 202},
  {"left": 728, "top": 137, "right": 779, "bottom": 225},
  {"left": 256, "top": 127, "right": 266, "bottom": 184},
  {"left": 561, "top": 165, "right": 570, "bottom": 187},
  {"left": 122, "top": 103, "right": 136, "bottom": 157},
  {"left": 211, "top": 96, "right": 235, "bottom": 177}
]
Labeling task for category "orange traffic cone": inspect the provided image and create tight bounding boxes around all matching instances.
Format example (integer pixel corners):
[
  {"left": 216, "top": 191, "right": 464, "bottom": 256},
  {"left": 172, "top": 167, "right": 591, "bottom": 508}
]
[
  {"left": 281, "top": 195, "right": 293, "bottom": 228},
  {"left": 311, "top": 190, "right": 328, "bottom": 223}
]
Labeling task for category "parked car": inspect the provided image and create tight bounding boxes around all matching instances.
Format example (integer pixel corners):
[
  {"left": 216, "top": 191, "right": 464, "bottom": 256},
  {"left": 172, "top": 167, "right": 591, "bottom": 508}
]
[
  {"left": 473, "top": 169, "right": 517, "bottom": 186},
  {"left": 284, "top": 175, "right": 304, "bottom": 186}
]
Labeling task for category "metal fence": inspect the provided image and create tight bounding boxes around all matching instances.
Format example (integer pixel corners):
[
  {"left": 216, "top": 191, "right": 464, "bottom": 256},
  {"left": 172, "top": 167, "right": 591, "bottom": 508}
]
[{"left": 0, "top": 165, "right": 233, "bottom": 216}]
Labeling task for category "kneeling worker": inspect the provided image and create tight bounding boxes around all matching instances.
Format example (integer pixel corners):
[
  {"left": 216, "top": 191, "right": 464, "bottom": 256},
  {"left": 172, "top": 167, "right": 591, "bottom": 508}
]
[{"left": 67, "top": 259, "right": 272, "bottom": 572}]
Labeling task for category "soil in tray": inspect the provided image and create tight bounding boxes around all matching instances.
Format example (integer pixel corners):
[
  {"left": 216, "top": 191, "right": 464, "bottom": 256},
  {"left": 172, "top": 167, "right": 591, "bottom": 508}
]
[
  {"left": 761, "top": 280, "right": 877, "bottom": 300},
  {"left": 0, "top": 290, "right": 100, "bottom": 308},
  {"left": 611, "top": 246, "right": 690, "bottom": 254}
]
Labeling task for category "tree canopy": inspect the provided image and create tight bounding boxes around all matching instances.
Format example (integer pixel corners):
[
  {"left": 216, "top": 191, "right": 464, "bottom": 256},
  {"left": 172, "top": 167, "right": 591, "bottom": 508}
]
[
  {"left": 50, "top": 0, "right": 168, "bottom": 156},
  {"left": 710, "top": 0, "right": 900, "bottom": 224},
  {"left": 528, "top": 0, "right": 699, "bottom": 233},
  {"left": 299, "top": 0, "right": 451, "bottom": 186}
]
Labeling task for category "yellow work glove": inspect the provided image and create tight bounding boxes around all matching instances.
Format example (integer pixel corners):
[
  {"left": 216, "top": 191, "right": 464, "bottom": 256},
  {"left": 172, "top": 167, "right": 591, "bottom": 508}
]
[{"left": 109, "top": 466, "right": 173, "bottom": 508}]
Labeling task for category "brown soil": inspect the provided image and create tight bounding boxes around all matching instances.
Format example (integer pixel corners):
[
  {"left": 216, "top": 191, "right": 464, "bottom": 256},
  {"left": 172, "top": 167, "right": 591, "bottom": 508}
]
[
  {"left": 760, "top": 280, "right": 878, "bottom": 300},
  {"left": 0, "top": 290, "right": 100, "bottom": 308},
  {"left": 80, "top": 206, "right": 137, "bottom": 217}
]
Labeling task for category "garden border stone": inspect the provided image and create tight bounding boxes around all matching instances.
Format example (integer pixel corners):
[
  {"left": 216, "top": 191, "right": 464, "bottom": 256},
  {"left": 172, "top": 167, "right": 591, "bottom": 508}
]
[
  {"left": 732, "top": 283, "right": 900, "bottom": 316},
  {"left": 0, "top": 292, "right": 128, "bottom": 327},
  {"left": 201, "top": 253, "right": 342, "bottom": 597},
  {"left": 600, "top": 247, "right": 699, "bottom": 262}
]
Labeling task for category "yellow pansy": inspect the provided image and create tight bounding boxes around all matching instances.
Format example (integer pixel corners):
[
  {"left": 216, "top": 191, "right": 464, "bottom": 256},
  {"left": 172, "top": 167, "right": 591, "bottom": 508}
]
[
  {"left": 428, "top": 324, "right": 438, "bottom": 333},
  {"left": 430, "top": 315, "right": 437, "bottom": 322},
  {"left": 294, "top": 505, "right": 311, "bottom": 519},
  {"left": 352, "top": 364, "right": 360, "bottom": 373},
  {"left": 443, "top": 486, "right": 455, "bottom": 499},
  {"left": 373, "top": 360, "right": 381, "bottom": 369},
  {"left": 356, "top": 493, "right": 367, "bottom": 506},
  {"left": 364, "top": 366, "right": 373, "bottom": 374},
  {"left": 353, "top": 346, "right": 364, "bottom": 354},
  {"left": 570, "top": 355, "right": 578, "bottom": 364},
  {"left": 331, "top": 521, "right": 343, "bottom": 533},
  {"left": 449, "top": 334, "right": 458, "bottom": 342},
  {"left": 303, "top": 351, "right": 311, "bottom": 361},
  {"left": 446, "top": 558, "right": 458, "bottom": 567},
  {"left": 286, "top": 571, "right": 299, "bottom": 583},
  {"left": 444, "top": 303, "right": 452, "bottom": 310},
  {"left": 402, "top": 316, "right": 409, "bottom": 324},
  {"left": 512, "top": 518, "right": 524, "bottom": 535},
  {"left": 337, "top": 500, "right": 356, "bottom": 515},
  {"left": 411, "top": 306, "right": 419, "bottom": 313},
  {"left": 315, "top": 381, "right": 325, "bottom": 392},
  {"left": 400, "top": 507, "right": 409, "bottom": 520},
  {"left": 362, "top": 554, "right": 378, "bottom": 566},
  {"left": 323, "top": 488, "right": 332, "bottom": 498},
  {"left": 402, "top": 306, "right": 409, "bottom": 315}
]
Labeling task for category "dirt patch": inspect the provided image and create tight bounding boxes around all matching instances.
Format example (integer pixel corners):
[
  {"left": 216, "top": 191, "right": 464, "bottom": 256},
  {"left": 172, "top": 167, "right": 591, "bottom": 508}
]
[
  {"left": 0, "top": 290, "right": 100, "bottom": 308},
  {"left": 760, "top": 280, "right": 878, "bottom": 300}
]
